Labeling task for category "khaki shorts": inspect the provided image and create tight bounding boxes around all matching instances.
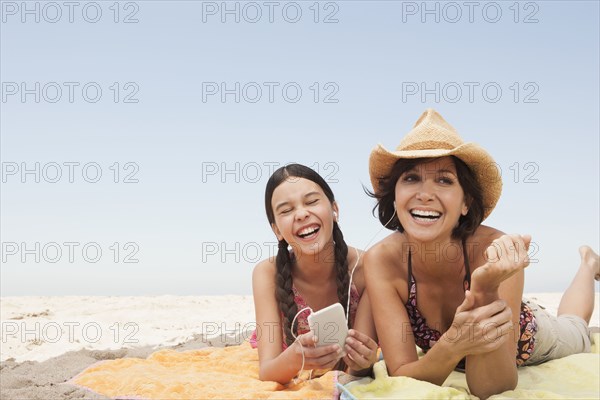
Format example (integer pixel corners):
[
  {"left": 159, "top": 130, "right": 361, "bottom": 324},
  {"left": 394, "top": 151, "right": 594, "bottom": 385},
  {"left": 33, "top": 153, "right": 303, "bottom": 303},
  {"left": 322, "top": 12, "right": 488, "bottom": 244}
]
[{"left": 523, "top": 298, "right": 592, "bottom": 366}]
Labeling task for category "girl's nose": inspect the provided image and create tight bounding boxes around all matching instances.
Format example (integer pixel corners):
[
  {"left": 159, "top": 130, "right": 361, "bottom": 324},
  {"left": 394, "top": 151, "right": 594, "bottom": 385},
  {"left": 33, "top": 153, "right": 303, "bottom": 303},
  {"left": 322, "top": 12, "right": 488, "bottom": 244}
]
[{"left": 294, "top": 207, "right": 310, "bottom": 220}]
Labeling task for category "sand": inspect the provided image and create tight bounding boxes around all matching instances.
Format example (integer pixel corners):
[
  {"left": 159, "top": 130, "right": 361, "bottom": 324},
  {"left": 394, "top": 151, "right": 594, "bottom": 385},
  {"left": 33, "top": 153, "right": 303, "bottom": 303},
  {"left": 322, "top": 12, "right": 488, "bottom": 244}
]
[
  {"left": 1, "top": 295, "right": 255, "bottom": 400},
  {"left": 1, "top": 295, "right": 256, "bottom": 363},
  {"left": 1, "top": 293, "right": 598, "bottom": 400}
]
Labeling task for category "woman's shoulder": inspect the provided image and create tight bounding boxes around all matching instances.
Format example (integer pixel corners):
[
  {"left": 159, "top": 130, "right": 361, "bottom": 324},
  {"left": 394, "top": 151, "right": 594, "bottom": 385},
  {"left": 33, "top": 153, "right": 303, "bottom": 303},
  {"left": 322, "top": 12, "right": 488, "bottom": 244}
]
[
  {"left": 469, "top": 225, "right": 505, "bottom": 248},
  {"left": 363, "top": 232, "right": 408, "bottom": 278},
  {"left": 467, "top": 225, "right": 506, "bottom": 264},
  {"left": 365, "top": 231, "right": 406, "bottom": 260}
]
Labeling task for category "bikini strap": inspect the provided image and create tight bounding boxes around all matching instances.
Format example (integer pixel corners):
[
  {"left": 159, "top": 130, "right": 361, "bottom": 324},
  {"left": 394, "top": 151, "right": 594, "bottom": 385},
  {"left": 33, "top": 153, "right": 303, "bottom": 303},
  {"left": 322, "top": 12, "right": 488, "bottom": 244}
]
[
  {"left": 462, "top": 238, "right": 471, "bottom": 290},
  {"left": 407, "top": 249, "right": 414, "bottom": 295}
]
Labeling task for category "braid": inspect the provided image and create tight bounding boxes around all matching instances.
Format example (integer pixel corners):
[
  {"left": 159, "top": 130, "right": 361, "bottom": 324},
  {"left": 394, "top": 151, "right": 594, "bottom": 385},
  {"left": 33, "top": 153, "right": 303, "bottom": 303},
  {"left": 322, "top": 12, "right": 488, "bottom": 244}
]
[
  {"left": 332, "top": 222, "right": 350, "bottom": 372},
  {"left": 332, "top": 222, "right": 350, "bottom": 328},
  {"left": 275, "top": 240, "right": 298, "bottom": 347}
]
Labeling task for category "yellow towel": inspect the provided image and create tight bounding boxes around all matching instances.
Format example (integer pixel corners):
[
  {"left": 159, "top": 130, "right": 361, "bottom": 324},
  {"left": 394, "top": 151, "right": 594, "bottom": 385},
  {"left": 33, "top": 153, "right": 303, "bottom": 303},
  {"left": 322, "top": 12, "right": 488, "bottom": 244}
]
[
  {"left": 344, "top": 333, "right": 600, "bottom": 400},
  {"left": 345, "top": 361, "right": 471, "bottom": 399},
  {"left": 71, "top": 344, "right": 336, "bottom": 399}
]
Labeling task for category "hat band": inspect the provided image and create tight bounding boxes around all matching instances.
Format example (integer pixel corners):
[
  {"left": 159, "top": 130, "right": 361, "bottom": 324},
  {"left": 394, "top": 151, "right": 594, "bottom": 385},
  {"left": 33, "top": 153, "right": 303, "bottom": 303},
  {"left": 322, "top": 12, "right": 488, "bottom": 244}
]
[{"left": 400, "top": 140, "right": 458, "bottom": 151}]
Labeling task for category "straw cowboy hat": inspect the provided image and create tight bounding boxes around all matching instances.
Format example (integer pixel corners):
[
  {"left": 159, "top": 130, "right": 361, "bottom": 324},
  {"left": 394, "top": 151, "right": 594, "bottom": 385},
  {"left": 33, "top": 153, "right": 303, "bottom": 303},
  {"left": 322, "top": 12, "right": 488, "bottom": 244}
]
[{"left": 369, "top": 108, "right": 502, "bottom": 220}]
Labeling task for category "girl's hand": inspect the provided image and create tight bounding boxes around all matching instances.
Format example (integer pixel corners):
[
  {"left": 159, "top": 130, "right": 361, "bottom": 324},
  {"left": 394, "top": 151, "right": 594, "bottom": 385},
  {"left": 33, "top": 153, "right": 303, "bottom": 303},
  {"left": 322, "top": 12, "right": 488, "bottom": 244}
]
[
  {"left": 292, "top": 332, "right": 343, "bottom": 370},
  {"left": 443, "top": 290, "right": 514, "bottom": 357},
  {"left": 343, "top": 329, "right": 379, "bottom": 372}
]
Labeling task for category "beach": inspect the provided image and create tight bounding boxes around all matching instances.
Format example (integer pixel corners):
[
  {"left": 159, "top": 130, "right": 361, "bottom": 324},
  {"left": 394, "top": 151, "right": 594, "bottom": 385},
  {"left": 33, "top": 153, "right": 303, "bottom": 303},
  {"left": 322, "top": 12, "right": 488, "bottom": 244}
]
[{"left": 1, "top": 293, "right": 599, "bottom": 399}]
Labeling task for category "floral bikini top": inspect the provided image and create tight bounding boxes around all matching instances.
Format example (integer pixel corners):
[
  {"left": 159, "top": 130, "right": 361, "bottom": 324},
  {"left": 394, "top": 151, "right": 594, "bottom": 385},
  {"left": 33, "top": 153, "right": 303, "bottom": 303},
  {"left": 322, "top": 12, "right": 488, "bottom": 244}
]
[
  {"left": 249, "top": 283, "right": 360, "bottom": 350},
  {"left": 404, "top": 246, "right": 538, "bottom": 368}
]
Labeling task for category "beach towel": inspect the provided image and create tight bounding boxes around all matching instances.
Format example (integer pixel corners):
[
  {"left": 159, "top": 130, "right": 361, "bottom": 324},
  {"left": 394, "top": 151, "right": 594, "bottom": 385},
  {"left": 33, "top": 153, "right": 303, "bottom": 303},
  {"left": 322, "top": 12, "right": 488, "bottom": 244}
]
[
  {"left": 71, "top": 343, "right": 337, "bottom": 399},
  {"left": 339, "top": 333, "right": 600, "bottom": 400},
  {"left": 71, "top": 334, "right": 599, "bottom": 399}
]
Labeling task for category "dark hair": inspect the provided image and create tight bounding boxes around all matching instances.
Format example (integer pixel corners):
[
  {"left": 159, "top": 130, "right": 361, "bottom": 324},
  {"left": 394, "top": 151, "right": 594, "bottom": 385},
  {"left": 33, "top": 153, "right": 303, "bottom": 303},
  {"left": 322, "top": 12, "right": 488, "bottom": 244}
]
[
  {"left": 368, "top": 156, "right": 484, "bottom": 240},
  {"left": 265, "top": 164, "right": 350, "bottom": 347}
]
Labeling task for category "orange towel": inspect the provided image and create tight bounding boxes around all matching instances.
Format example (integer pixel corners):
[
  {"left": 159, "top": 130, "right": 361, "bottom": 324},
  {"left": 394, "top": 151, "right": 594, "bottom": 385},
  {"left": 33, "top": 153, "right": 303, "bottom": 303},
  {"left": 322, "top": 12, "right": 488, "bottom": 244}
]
[{"left": 71, "top": 343, "right": 336, "bottom": 399}]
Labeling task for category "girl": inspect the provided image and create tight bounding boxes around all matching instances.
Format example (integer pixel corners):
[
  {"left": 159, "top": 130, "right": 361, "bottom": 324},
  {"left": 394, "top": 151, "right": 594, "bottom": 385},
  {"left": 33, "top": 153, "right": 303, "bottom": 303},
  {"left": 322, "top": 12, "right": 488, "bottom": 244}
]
[
  {"left": 364, "top": 109, "right": 599, "bottom": 399},
  {"left": 252, "top": 164, "right": 378, "bottom": 384}
]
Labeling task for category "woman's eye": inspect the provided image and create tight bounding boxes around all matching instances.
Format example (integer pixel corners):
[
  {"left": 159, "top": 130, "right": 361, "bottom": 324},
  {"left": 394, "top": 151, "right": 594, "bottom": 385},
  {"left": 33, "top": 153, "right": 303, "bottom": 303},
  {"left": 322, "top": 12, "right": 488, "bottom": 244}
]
[
  {"left": 438, "top": 176, "right": 454, "bottom": 185},
  {"left": 402, "top": 174, "right": 419, "bottom": 182},
  {"left": 281, "top": 209, "right": 292, "bottom": 214},
  {"left": 307, "top": 199, "right": 318, "bottom": 205}
]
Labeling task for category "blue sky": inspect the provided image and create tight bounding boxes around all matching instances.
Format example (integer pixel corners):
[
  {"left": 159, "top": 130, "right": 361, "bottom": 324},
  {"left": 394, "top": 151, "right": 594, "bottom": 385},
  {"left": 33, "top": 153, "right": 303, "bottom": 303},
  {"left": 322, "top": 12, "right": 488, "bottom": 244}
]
[{"left": 1, "top": 0, "right": 598, "bottom": 295}]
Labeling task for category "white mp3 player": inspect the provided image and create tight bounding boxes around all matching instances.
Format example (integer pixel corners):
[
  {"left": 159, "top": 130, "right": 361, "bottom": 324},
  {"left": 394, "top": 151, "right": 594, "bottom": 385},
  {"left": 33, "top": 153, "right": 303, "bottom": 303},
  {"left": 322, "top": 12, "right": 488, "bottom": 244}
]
[{"left": 307, "top": 303, "right": 348, "bottom": 349}]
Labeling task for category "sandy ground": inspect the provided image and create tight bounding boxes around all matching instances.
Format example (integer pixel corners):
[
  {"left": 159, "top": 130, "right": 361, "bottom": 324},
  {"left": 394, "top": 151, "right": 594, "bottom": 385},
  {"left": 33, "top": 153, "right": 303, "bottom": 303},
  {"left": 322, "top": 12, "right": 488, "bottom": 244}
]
[
  {"left": 1, "top": 293, "right": 598, "bottom": 400},
  {"left": 1, "top": 295, "right": 256, "bottom": 363},
  {"left": 1, "top": 295, "right": 255, "bottom": 400}
]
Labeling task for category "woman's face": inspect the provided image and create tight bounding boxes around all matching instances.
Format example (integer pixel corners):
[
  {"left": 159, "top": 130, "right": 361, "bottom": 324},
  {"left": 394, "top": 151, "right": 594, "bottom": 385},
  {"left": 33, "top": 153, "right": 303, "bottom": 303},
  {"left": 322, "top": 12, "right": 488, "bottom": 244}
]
[
  {"left": 394, "top": 156, "right": 468, "bottom": 244},
  {"left": 270, "top": 177, "right": 338, "bottom": 259}
]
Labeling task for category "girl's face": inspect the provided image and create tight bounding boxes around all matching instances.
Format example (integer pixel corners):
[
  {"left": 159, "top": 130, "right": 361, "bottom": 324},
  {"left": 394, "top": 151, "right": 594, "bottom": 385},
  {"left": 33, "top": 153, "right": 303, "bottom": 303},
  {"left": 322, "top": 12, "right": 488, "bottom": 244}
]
[
  {"left": 270, "top": 177, "right": 338, "bottom": 259},
  {"left": 394, "top": 156, "right": 468, "bottom": 244}
]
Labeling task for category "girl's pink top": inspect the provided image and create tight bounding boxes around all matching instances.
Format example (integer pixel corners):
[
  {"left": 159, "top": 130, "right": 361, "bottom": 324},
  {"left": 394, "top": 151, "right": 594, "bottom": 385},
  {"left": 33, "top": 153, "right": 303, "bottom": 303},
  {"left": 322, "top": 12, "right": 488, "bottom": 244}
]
[{"left": 250, "top": 283, "right": 360, "bottom": 349}]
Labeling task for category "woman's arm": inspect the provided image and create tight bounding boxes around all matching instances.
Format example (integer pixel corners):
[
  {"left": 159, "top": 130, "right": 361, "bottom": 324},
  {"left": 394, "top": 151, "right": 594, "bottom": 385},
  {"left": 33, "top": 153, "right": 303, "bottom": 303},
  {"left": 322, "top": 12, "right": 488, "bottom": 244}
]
[
  {"left": 344, "top": 289, "right": 379, "bottom": 376},
  {"left": 466, "top": 234, "right": 531, "bottom": 399},
  {"left": 252, "top": 260, "right": 342, "bottom": 383}
]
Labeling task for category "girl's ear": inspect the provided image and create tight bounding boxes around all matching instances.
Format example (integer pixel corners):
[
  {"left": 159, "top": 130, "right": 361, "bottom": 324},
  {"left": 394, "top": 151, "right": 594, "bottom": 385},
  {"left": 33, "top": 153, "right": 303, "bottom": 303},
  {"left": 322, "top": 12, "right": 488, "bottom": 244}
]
[
  {"left": 271, "top": 223, "right": 283, "bottom": 241},
  {"left": 332, "top": 201, "right": 340, "bottom": 222}
]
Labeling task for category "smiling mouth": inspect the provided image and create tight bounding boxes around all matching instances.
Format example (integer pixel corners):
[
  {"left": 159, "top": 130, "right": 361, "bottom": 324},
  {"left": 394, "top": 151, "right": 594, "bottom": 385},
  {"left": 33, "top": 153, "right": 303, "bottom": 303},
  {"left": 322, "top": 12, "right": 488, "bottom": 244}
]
[
  {"left": 297, "top": 225, "right": 320, "bottom": 238},
  {"left": 410, "top": 209, "right": 442, "bottom": 222}
]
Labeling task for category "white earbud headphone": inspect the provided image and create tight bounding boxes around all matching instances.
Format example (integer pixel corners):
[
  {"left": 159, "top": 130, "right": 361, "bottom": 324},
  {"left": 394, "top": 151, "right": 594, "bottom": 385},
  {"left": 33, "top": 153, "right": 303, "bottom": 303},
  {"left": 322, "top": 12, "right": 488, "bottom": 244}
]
[
  {"left": 333, "top": 211, "right": 338, "bottom": 220},
  {"left": 383, "top": 201, "right": 397, "bottom": 227}
]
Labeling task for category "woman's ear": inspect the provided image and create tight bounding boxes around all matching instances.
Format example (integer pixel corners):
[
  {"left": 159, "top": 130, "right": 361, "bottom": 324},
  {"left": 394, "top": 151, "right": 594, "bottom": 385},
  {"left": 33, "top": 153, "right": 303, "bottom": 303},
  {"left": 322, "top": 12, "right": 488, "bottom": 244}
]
[
  {"left": 271, "top": 223, "right": 283, "bottom": 241},
  {"left": 462, "top": 197, "right": 471, "bottom": 216}
]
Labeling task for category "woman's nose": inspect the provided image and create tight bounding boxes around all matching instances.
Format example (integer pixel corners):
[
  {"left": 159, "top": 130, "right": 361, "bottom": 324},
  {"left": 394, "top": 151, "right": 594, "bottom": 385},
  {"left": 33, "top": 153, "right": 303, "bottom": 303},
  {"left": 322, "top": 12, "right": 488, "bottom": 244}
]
[{"left": 415, "top": 181, "right": 436, "bottom": 202}]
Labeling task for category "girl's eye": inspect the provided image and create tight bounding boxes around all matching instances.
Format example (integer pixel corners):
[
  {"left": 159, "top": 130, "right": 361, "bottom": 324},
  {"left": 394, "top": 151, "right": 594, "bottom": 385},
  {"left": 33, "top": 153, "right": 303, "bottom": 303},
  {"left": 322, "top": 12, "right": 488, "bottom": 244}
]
[
  {"left": 280, "top": 209, "right": 292, "bottom": 214},
  {"left": 307, "top": 199, "right": 319, "bottom": 205}
]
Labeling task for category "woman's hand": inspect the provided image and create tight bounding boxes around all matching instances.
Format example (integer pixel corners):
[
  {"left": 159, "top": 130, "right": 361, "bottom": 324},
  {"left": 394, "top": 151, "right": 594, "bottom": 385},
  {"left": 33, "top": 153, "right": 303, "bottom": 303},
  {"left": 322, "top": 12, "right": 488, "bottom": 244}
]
[
  {"left": 343, "top": 329, "right": 379, "bottom": 372},
  {"left": 292, "top": 332, "right": 343, "bottom": 370},
  {"left": 443, "top": 290, "right": 514, "bottom": 357},
  {"left": 470, "top": 234, "right": 531, "bottom": 299}
]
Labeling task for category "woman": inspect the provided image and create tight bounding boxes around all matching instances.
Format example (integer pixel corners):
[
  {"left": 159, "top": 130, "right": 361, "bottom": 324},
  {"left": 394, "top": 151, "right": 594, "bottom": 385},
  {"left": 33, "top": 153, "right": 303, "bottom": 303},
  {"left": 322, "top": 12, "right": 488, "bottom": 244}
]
[
  {"left": 364, "top": 109, "right": 599, "bottom": 399},
  {"left": 252, "top": 164, "right": 378, "bottom": 384}
]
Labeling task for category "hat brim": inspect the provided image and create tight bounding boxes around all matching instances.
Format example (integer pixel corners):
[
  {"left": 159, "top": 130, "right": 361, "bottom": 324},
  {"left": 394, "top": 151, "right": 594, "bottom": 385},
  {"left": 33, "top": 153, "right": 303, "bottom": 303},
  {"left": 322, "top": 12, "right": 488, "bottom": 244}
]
[{"left": 369, "top": 142, "right": 502, "bottom": 220}]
